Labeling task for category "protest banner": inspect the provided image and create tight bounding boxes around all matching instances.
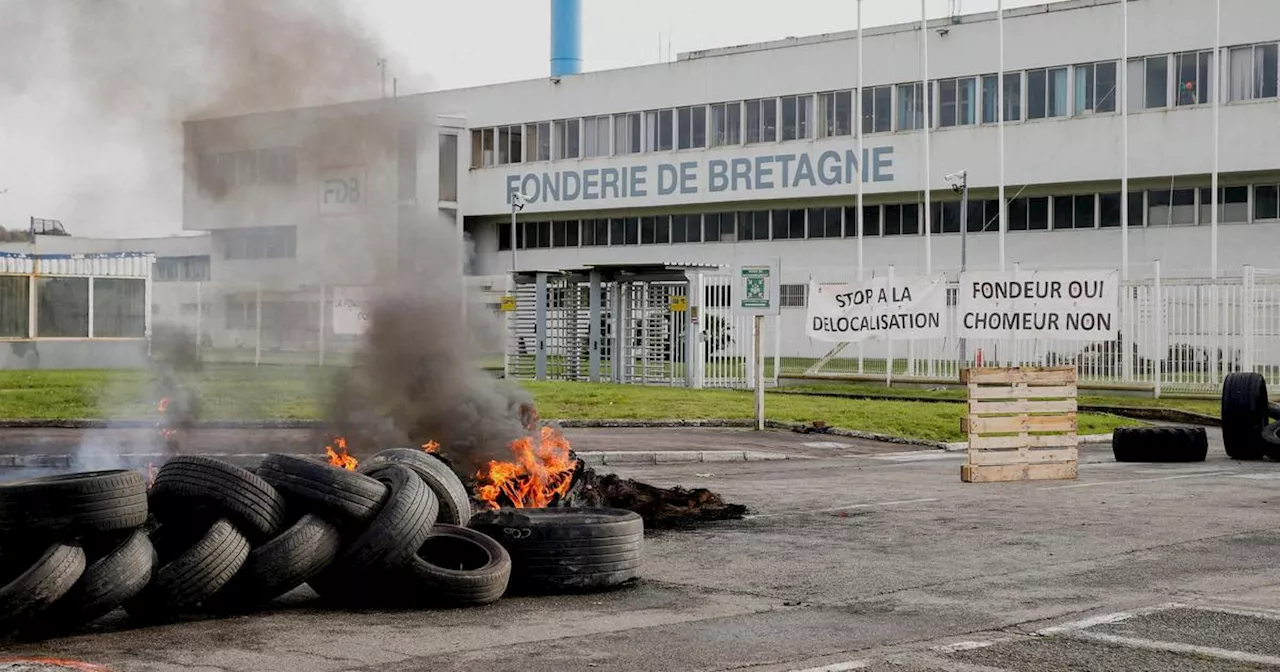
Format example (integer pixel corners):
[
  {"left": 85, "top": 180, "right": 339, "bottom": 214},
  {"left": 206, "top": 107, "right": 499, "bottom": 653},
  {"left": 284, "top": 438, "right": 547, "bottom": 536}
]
[
  {"left": 957, "top": 269, "right": 1119, "bottom": 340},
  {"left": 807, "top": 274, "right": 948, "bottom": 343},
  {"left": 331, "top": 287, "right": 371, "bottom": 335}
]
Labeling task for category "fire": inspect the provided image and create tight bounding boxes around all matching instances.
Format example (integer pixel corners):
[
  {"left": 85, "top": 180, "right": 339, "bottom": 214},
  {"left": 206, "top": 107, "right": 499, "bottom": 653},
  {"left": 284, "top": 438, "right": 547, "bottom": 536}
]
[
  {"left": 157, "top": 397, "right": 171, "bottom": 413},
  {"left": 474, "top": 424, "right": 576, "bottom": 509},
  {"left": 324, "top": 437, "right": 358, "bottom": 470},
  {"left": 422, "top": 440, "right": 440, "bottom": 454}
]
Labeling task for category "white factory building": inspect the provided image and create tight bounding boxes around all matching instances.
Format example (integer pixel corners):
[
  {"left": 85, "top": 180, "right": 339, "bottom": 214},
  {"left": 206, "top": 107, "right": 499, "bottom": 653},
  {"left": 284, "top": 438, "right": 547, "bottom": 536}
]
[{"left": 178, "top": 0, "right": 1280, "bottom": 388}]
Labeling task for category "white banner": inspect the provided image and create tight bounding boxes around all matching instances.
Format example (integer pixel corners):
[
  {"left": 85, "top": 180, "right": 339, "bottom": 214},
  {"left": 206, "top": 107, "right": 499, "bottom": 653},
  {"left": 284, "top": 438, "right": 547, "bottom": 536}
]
[
  {"left": 957, "top": 269, "right": 1119, "bottom": 341},
  {"left": 331, "top": 286, "right": 371, "bottom": 335},
  {"left": 807, "top": 275, "right": 948, "bottom": 343}
]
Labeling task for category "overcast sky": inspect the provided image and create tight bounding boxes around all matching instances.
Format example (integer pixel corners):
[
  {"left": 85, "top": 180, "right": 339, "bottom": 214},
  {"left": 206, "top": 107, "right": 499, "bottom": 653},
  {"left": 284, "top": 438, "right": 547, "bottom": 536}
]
[{"left": 0, "top": 0, "right": 1047, "bottom": 239}]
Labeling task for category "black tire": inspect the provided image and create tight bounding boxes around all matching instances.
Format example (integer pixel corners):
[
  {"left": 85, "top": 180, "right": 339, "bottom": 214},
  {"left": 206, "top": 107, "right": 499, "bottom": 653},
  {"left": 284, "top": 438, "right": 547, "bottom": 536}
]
[
  {"left": 1222, "top": 372, "right": 1270, "bottom": 460},
  {"left": 0, "top": 470, "right": 147, "bottom": 538},
  {"left": 362, "top": 448, "right": 473, "bottom": 526},
  {"left": 20, "top": 529, "right": 155, "bottom": 637},
  {"left": 0, "top": 543, "right": 86, "bottom": 635},
  {"left": 125, "top": 519, "right": 249, "bottom": 621},
  {"left": 1265, "top": 421, "right": 1280, "bottom": 448},
  {"left": 149, "top": 456, "right": 288, "bottom": 543},
  {"left": 401, "top": 525, "right": 510, "bottom": 607},
  {"left": 470, "top": 508, "right": 643, "bottom": 594},
  {"left": 206, "top": 514, "right": 340, "bottom": 613},
  {"left": 256, "top": 454, "right": 389, "bottom": 529},
  {"left": 308, "top": 464, "right": 438, "bottom": 604},
  {"left": 1271, "top": 402, "right": 1280, "bottom": 421},
  {"left": 1111, "top": 426, "right": 1209, "bottom": 463}
]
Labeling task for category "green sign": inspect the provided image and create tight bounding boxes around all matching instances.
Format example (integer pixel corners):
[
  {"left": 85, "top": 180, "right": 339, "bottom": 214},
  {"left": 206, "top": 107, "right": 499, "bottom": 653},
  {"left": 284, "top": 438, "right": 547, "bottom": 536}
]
[{"left": 740, "top": 267, "right": 771, "bottom": 309}]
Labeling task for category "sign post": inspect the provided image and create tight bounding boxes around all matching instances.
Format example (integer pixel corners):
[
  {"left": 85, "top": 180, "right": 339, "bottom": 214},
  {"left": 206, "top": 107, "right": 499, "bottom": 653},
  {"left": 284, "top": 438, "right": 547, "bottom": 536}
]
[{"left": 732, "top": 260, "right": 780, "bottom": 431}]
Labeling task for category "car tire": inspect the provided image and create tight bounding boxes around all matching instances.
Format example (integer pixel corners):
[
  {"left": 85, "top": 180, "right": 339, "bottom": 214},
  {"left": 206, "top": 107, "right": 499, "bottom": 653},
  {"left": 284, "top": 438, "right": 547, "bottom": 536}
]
[
  {"left": 361, "top": 448, "right": 473, "bottom": 526},
  {"left": 125, "top": 519, "right": 249, "bottom": 622},
  {"left": 206, "top": 514, "right": 341, "bottom": 613},
  {"left": 20, "top": 529, "right": 155, "bottom": 637},
  {"left": 470, "top": 508, "right": 642, "bottom": 594},
  {"left": 401, "top": 524, "right": 510, "bottom": 607},
  {"left": 149, "top": 456, "right": 288, "bottom": 543},
  {"left": 0, "top": 543, "right": 86, "bottom": 635},
  {"left": 256, "top": 455, "right": 388, "bottom": 529},
  {"left": 1222, "top": 372, "right": 1270, "bottom": 460},
  {"left": 1111, "top": 426, "right": 1209, "bottom": 463},
  {"left": 0, "top": 470, "right": 148, "bottom": 538}
]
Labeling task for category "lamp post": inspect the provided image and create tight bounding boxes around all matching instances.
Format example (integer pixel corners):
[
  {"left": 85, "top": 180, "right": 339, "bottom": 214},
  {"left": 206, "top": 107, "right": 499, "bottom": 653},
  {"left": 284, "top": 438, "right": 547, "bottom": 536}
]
[{"left": 946, "top": 170, "right": 970, "bottom": 364}]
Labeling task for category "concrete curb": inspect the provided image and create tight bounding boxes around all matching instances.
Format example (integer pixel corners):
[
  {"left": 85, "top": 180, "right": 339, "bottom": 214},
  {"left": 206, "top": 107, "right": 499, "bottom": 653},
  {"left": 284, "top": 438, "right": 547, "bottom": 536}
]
[
  {"left": 941, "top": 433, "right": 1114, "bottom": 452},
  {"left": 552, "top": 418, "right": 948, "bottom": 450}
]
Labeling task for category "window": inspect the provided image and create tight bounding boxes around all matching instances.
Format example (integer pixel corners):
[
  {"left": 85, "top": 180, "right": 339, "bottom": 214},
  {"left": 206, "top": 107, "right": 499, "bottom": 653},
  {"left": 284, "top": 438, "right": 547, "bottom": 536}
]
[
  {"left": 807, "top": 207, "right": 842, "bottom": 238},
  {"left": 645, "top": 109, "right": 674, "bottom": 152},
  {"left": 554, "top": 119, "right": 580, "bottom": 159},
  {"left": 497, "top": 223, "right": 511, "bottom": 251},
  {"left": 225, "top": 295, "right": 257, "bottom": 330},
  {"left": 0, "top": 276, "right": 28, "bottom": 337},
  {"left": 1229, "top": 43, "right": 1279, "bottom": 101},
  {"left": 845, "top": 205, "right": 881, "bottom": 236},
  {"left": 1147, "top": 188, "right": 1196, "bottom": 226},
  {"left": 704, "top": 213, "right": 737, "bottom": 242},
  {"left": 525, "top": 122, "right": 551, "bottom": 161},
  {"left": 1256, "top": 185, "right": 1280, "bottom": 220},
  {"left": 438, "top": 133, "right": 458, "bottom": 201},
  {"left": 896, "top": 83, "right": 928, "bottom": 131},
  {"left": 738, "top": 211, "right": 770, "bottom": 241},
  {"left": 883, "top": 203, "right": 920, "bottom": 236},
  {"left": 92, "top": 278, "right": 146, "bottom": 338},
  {"left": 711, "top": 102, "right": 741, "bottom": 146},
  {"left": 770, "top": 209, "right": 806, "bottom": 240},
  {"left": 154, "top": 256, "right": 211, "bottom": 282},
  {"left": 931, "top": 201, "right": 962, "bottom": 234},
  {"left": 745, "top": 98, "right": 778, "bottom": 144},
  {"left": 640, "top": 216, "right": 670, "bottom": 244},
  {"left": 1175, "top": 50, "right": 1214, "bottom": 106},
  {"left": 1132, "top": 55, "right": 1169, "bottom": 109},
  {"left": 471, "top": 129, "right": 494, "bottom": 168},
  {"left": 1075, "top": 61, "right": 1117, "bottom": 114},
  {"left": 939, "top": 77, "right": 977, "bottom": 127},
  {"left": 495, "top": 125, "right": 523, "bottom": 165},
  {"left": 1007, "top": 197, "right": 1050, "bottom": 231},
  {"left": 819, "top": 90, "right": 853, "bottom": 137},
  {"left": 581, "top": 218, "right": 610, "bottom": 246},
  {"left": 861, "top": 86, "right": 893, "bottom": 134},
  {"left": 37, "top": 277, "right": 89, "bottom": 337},
  {"left": 520, "top": 221, "right": 551, "bottom": 249},
  {"left": 196, "top": 147, "right": 297, "bottom": 194},
  {"left": 222, "top": 226, "right": 296, "bottom": 260},
  {"left": 780, "top": 284, "right": 808, "bottom": 308},
  {"left": 613, "top": 113, "right": 642, "bottom": 155},
  {"left": 552, "top": 220, "right": 580, "bottom": 247},
  {"left": 780, "top": 94, "right": 812, "bottom": 141},
  {"left": 583, "top": 116, "right": 610, "bottom": 157},
  {"left": 677, "top": 106, "right": 707, "bottom": 149},
  {"left": 1052, "top": 194, "right": 1096, "bottom": 229},
  {"left": 671, "top": 214, "right": 702, "bottom": 243},
  {"left": 980, "top": 73, "right": 1023, "bottom": 122},
  {"left": 1027, "top": 67, "right": 1068, "bottom": 119},
  {"left": 1199, "top": 187, "right": 1250, "bottom": 224}
]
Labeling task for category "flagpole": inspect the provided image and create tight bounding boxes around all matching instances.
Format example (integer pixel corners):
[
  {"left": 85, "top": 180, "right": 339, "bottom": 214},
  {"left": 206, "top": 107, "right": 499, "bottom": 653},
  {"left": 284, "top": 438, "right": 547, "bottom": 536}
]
[
  {"left": 1210, "top": 0, "right": 1220, "bottom": 279},
  {"left": 921, "top": 0, "right": 932, "bottom": 275},
  {"left": 997, "top": 0, "right": 1006, "bottom": 272},
  {"left": 1120, "top": 0, "right": 1130, "bottom": 282},
  {"left": 857, "top": 0, "right": 865, "bottom": 282}
]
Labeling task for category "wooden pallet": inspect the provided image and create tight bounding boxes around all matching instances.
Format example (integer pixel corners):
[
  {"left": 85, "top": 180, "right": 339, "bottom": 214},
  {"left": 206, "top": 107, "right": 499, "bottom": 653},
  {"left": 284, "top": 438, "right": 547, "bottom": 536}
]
[{"left": 960, "top": 366, "right": 1078, "bottom": 483}]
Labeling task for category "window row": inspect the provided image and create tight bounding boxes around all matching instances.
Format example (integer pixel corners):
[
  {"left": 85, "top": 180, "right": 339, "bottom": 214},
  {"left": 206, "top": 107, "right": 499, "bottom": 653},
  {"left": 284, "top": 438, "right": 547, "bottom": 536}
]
[
  {"left": 497, "top": 183, "right": 1280, "bottom": 251},
  {"left": 153, "top": 255, "right": 211, "bottom": 282},
  {"left": 195, "top": 147, "right": 298, "bottom": 195},
  {"left": 0, "top": 276, "right": 147, "bottom": 339},
  {"left": 471, "top": 41, "right": 1279, "bottom": 167},
  {"left": 219, "top": 226, "right": 297, "bottom": 260}
]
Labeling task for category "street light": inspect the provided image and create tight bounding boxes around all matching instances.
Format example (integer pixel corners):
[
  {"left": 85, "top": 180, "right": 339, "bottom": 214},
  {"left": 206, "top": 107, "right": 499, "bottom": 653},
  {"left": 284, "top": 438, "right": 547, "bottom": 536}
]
[
  {"left": 944, "top": 170, "right": 970, "bottom": 365},
  {"left": 510, "top": 191, "right": 530, "bottom": 285}
]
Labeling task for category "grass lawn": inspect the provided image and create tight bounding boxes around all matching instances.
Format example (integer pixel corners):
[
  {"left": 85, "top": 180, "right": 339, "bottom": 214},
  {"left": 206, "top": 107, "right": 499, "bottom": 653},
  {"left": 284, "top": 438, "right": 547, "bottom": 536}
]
[{"left": 0, "top": 367, "right": 1139, "bottom": 443}]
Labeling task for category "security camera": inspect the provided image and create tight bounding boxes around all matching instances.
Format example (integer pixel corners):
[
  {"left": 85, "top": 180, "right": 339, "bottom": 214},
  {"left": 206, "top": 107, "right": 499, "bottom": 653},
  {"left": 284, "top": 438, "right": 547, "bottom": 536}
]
[
  {"left": 511, "top": 192, "right": 531, "bottom": 211},
  {"left": 943, "top": 170, "right": 967, "bottom": 193}
]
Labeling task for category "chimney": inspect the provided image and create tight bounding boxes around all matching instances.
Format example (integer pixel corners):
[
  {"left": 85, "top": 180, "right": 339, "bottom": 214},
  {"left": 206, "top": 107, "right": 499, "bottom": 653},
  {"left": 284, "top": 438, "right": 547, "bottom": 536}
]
[{"left": 550, "top": 0, "right": 582, "bottom": 77}]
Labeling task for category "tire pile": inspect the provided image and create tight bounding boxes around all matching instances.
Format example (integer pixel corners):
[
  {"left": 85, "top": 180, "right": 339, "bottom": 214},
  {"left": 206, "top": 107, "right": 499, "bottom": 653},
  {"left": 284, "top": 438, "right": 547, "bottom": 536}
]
[
  {"left": 0, "top": 447, "right": 643, "bottom": 639},
  {"left": 1110, "top": 371, "right": 1280, "bottom": 463}
]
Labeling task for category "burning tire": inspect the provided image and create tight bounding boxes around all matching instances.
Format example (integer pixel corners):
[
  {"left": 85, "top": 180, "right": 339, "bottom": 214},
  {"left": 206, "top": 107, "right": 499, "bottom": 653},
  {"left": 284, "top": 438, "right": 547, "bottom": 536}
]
[
  {"left": 470, "top": 508, "right": 643, "bottom": 594},
  {"left": 205, "top": 514, "right": 341, "bottom": 613},
  {"left": 308, "top": 464, "right": 438, "bottom": 603},
  {"left": 361, "top": 448, "right": 472, "bottom": 526},
  {"left": 0, "top": 470, "right": 148, "bottom": 538},
  {"left": 1111, "top": 426, "right": 1208, "bottom": 463},
  {"left": 1222, "top": 372, "right": 1271, "bottom": 460},
  {"left": 256, "top": 454, "right": 389, "bottom": 529},
  {"left": 125, "top": 518, "right": 249, "bottom": 622},
  {"left": 0, "top": 543, "right": 86, "bottom": 635},
  {"left": 20, "top": 529, "right": 156, "bottom": 637},
  {"left": 149, "top": 456, "right": 288, "bottom": 543},
  {"left": 401, "top": 525, "right": 511, "bottom": 607}
]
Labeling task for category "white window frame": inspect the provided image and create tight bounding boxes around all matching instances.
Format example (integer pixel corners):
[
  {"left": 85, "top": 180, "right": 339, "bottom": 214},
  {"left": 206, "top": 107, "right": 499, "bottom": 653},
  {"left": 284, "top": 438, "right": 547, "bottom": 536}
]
[
  {"left": 1073, "top": 61, "right": 1118, "bottom": 116},
  {"left": 744, "top": 98, "right": 778, "bottom": 144},
  {"left": 780, "top": 94, "right": 813, "bottom": 141},
  {"left": 818, "top": 90, "right": 854, "bottom": 138},
  {"left": 583, "top": 115, "right": 611, "bottom": 158},
  {"left": 676, "top": 105, "right": 707, "bottom": 150},
  {"left": 711, "top": 102, "right": 742, "bottom": 146},
  {"left": 938, "top": 76, "right": 978, "bottom": 128},
  {"left": 553, "top": 119, "right": 580, "bottom": 160}
]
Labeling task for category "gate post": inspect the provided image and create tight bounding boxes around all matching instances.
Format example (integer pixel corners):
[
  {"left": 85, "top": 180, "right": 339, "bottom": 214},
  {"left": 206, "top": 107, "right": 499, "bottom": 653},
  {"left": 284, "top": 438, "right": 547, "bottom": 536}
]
[
  {"left": 1153, "top": 259, "right": 1163, "bottom": 398},
  {"left": 534, "top": 272, "right": 548, "bottom": 381},
  {"left": 1243, "top": 265, "right": 1256, "bottom": 373},
  {"left": 588, "top": 270, "right": 602, "bottom": 382},
  {"left": 689, "top": 272, "right": 705, "bottom": 389}
]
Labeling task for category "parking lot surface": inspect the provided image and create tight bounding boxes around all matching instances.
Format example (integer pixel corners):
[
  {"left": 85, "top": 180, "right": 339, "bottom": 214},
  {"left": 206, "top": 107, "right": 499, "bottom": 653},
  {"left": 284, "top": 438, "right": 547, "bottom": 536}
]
[{"left": 5, "top": 427, "right": 1280, "bottom": 672}]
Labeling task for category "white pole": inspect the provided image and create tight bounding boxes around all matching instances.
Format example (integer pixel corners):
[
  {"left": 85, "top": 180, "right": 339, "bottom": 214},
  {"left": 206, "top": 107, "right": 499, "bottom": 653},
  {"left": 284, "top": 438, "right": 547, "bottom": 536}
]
[
  {"left": 254, "top": 281, "right": 262, "bottom": 367},
  {"left": 1210, "top": 0, "right": 1220, "bottom": 279},
  {"left": 997, "top": 0, "right": 1006, "bottom": 272},
  {"left": 856, "top": 0, "right": 865, "bottom": 282},
  {"left": 1121, "top": 0, "right": 1130, "bottom": 282},
  {"left": 754, "top": 314, "right": 764, "bottom": 431},
  {"left": 921, "top": 0, "right": 933, "bottom": 275},
  {"left": 318, "top": 284, "right": 326, "bottom": 367},
  {"left": 195, "top": 280, "right": 202, "bottom": 359},
  {"left": 87, "top": 276, "right": 95, "bottom": 339}
]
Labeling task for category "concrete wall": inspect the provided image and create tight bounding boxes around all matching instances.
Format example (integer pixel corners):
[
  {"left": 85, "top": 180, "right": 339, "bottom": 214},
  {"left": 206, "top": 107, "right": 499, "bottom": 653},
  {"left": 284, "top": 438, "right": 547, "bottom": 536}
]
[{"left": 0, "top": 340, "right": 149, "bottom": 369}]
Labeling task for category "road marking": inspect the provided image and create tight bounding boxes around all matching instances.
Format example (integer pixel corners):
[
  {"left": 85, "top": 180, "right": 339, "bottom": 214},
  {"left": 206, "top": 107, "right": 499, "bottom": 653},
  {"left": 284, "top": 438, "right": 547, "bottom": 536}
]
[
  {"left": 1070, "top": 630, "right": 1280, "bottom": 667},
  {"left": 1231, "top": 473, "right": 1280, "bottom": 480},
  {"left": 1033, "top": 606, "right": 1174, "bottom": 635},
  {"left": 744, "top": 498, "right": 941, "bottom": 520},
  {"left": 788, "top": 660, "right": 869, "bottom": 672},
  {"left": 932, "top": 639, "right": 1004, "bottom": 652},
  {"left": 868, "top": 450, "right": 963, "bottom": 462},
  {"left": 1038, "top": 471, "right": 1235, "bottom": 490},
  {"left": 803, "top": 441, "right": 854, "bottom": 449}
]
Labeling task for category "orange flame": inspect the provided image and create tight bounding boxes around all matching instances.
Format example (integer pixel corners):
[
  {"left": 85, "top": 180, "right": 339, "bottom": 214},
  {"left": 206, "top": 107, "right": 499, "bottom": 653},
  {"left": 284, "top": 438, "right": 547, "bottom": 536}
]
[
  {"left": 146, "top": 462, "right": 157, "bottom": 487},
  {"left": 474, "top": 424, "right": 576, "bottom": 509},
  {"left": 157, "top": 397, "right": 171, "bottom": 413},
  {"left": 325, "top": 437, "right": 358, "bottom": 471},
  {"left": 0, "top": 659, "right": 113, "bottom": 672},
  {"left": 422, "top": 440, "right": 440, "bottom": 454}
]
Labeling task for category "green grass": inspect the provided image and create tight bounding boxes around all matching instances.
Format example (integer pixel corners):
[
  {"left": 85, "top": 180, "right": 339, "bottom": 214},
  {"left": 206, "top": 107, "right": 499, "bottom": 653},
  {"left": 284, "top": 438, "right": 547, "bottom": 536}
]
[{"left": 0, "top": 367, "right": 1143, "bottom": 442}]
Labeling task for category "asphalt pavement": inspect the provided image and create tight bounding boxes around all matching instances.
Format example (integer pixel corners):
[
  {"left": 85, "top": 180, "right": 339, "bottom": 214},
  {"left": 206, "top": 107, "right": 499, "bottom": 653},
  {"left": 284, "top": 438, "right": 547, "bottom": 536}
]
[{"left": 4, "top": 426, "right": 1280, "bottom": 672}]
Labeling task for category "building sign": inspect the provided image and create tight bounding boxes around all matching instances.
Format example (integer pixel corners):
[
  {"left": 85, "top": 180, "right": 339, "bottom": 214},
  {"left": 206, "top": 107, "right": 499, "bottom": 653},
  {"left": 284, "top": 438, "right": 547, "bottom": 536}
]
[
  {"left": 319, "top": 165, "right": 367, "bottom": 216},
  {"left": 732, "top": 260, "right": 780, "bottom": 317},
  {"left": 504, "top": 146, "right": 895, "bottom": 206},
  {"left": 957, "top": 270, "right": 1119, "bottom": 340},
  {"left": 807, "top": 275, "right": 947, "bottom": 343},
  {"left": 331, "top": 286, "right": 371, "bottom": 335}
]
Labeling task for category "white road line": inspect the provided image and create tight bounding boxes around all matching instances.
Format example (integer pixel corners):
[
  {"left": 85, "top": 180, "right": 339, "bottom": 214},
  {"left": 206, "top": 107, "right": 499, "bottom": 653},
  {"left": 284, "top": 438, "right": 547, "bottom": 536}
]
[
  {"left": 1071, "top": 630, "right": 1280, "bottom": 666},
  {"left": 1038, "top": 471, "right": 1235, "bottom": 490},
  {"left": 869, "top": 451, "right": 963, "bottom": 462},
  {"left": 931, "top": 639, "right": 1005, "bottom": 652},
  {"left": 744, "top": 498, "right": 941, "bottom": 520},
  {"left": 1033, "top": 604, "right": 1181, "bottom": 635},
  {"left": 1166, "top": 603, "right": 1280, "bottom": 622},
  {"left": 788, "top": 660, "right": 869, "bottom": 672}
]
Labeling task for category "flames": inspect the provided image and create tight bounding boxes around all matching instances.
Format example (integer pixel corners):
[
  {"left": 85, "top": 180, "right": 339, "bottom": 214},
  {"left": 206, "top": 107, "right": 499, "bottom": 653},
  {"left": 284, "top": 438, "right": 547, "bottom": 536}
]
[
  {"left": 157, "top": 397, "right": 176, "bottom": 442},
  {"left": 325, "top": 437, "right": 358, "bottom": 471},
  {"left": 146, "top": 462, "right": 157, "bottom": 487},
  {"left": 422, "top": 440, "right": 440, "bottom": 454},
  {"left": 474, "top": 424, "right": 576, "bottom": 510}
]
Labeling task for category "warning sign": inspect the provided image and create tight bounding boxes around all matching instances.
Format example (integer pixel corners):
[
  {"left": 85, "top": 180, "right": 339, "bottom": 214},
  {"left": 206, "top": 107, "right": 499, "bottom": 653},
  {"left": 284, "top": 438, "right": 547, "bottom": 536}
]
[
  {"left": 499, "top": 295, "right": 517, "bottom": 312},
  {"left": 957, "top": 269, "right": 1119, "bottom": 341},
  {"left": 669, "top": 294, "right": 688, "bottom": 312},
  {"left": 732, "top": 260, "right": 780, "bottom": 317}
]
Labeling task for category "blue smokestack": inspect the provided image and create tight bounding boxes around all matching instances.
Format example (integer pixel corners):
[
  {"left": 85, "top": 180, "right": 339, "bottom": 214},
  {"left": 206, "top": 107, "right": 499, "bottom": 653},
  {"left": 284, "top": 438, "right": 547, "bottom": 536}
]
[{"left": 550, "top": 0, "right": 582, "bottom": 77}]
